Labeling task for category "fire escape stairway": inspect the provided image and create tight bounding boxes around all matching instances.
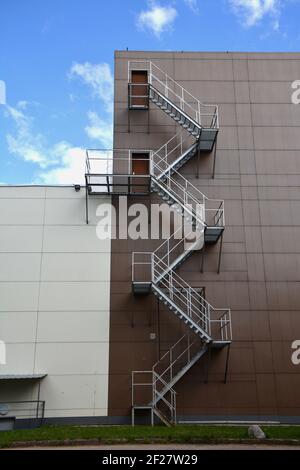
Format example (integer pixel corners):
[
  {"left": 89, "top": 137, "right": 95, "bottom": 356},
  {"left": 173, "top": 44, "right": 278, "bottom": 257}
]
[{"left": 131, "top": 62, "right": 231, "bottom": 427}]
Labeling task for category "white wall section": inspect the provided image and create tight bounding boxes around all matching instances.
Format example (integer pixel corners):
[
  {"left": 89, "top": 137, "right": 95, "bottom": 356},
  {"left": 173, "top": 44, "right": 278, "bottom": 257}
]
[{"left": 0, "top": 186, "right": 111, "bottom": 419}]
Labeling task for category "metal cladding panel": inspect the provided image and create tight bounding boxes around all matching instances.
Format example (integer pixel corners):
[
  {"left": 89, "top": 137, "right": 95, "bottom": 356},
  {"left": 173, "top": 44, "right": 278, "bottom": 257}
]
[{"left": 109, "top": 51, "right": 300, "bottom": 421}]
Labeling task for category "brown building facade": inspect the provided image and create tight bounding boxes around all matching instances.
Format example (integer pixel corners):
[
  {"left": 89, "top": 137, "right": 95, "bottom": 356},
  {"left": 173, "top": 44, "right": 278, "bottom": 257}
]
[{"left": 108, "top": 50, "right": 300, "bottom": 424}]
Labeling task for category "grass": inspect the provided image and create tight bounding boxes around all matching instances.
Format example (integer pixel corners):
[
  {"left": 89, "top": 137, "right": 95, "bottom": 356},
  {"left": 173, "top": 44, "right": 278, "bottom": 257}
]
[
  {"left": 0, "top": 424, "right": 300, "bottom": 448},
  {"left": 0, "top": 425, "right": 248, "bottom": 448},
  {"left": 263, "top": 426, "right": 300, "bottom": 440}
]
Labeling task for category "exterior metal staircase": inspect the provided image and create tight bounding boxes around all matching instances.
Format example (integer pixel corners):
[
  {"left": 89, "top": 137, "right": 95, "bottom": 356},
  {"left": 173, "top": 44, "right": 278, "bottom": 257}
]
[
  {"left": 150, "top": 133, "right": 225, "bottom": 245},
  {"left": 130, "top": 61, "right": 232, "bottom": 426},
  {"left": 128, "top": 61, "right": 219, "bottom": 152},
  {"left": 149, "top": 86, "right": 202, "bottom": 138}
]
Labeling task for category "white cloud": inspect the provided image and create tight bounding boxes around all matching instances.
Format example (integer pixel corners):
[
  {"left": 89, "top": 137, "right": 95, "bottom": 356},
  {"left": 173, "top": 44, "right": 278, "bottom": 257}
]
[
  {"left": 229, "top": 0, "right": 281, "bottom": 26},
  {"left": 4, "top": 61, "right": 114, "bottom": 185},
  {"left": 6, "top": 105, "right": 53, "bottom": 167},
  {"left": 85, "top": 111, "right": 113, "bottom": 148},
  {"left": 38, "top": 145, "right": 86, "bottom": 185},
  {"left": 137, "top": 2, "right": 177, "bottom": 37},
  {"left": 69, "top": 62, "right": 113, "bottom": 113},
  {"left": 184, "top": 0, "right": 199, "bottom": 13},
  {"left": 69, "top": 61, "right": 114, "bottom": 149},
  {"left": 5, "top": 103, "right": 85, "bottom": 184}
]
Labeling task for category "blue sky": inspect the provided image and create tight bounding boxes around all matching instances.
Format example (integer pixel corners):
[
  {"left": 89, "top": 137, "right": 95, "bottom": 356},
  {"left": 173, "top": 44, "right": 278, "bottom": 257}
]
[{"left": 1, "top": 0, "right": 300, "bottom": 184}]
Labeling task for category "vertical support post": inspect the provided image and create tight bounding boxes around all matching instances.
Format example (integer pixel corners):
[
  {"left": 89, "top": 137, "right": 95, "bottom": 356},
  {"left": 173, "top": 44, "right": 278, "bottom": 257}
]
[
  {"left": 41, "top": 401, "right": 45, "bottom": 425},
  {"left": 217, "top": 232, "right": 224, "bottom": 274},
  {"left": 37, "top": 380, "right": 41, "bottom": 403},
  {"left": 224, "top": 344, "right": 231, "bottom": 384},
  {"left": 128, "top": 82, "right": 131, "bottom": 133},
  {"left": 36, "top": 400, "right": 39, "bottom": 420},
  {"left": 204, "top": 344, "right": 211, "bottom": 384},
  {"left": 201, "top": 244, "right": 205, "bottom": 273},
  {"left": 212, "top": 134, "right": 218, "bottom": 179},
  {"left": 85, "top": 180, "right": 89, "bottom": 225},
  {"left": 128, "top": 109, "right": 131, "bottom": 134},
  {"left": 196, "top": 145, "right": 200, "bottom": 179}
]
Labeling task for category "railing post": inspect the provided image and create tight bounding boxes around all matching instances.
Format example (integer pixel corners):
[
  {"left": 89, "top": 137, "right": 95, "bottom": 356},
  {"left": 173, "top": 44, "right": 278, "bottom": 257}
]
[
  {"left": 150, "top": 151, "right": 153, "bottom": 176},
  {"left": 221, "top": 316, "right": 224, "bottom": 341},
  {"left": 151, "top": 253, "right": 155, "bottom": 283},
  {"left": 174, "top": 392, "right": 177, "bottom": 424},
  {"left": 41, "top": 401, "right": 45, "bottom": 423},
  {"left": 132, "top": 252, "right": 134, "bottom": 283},
  {"left": 131, "top": 372, "right": 134, "bottom": 407}
]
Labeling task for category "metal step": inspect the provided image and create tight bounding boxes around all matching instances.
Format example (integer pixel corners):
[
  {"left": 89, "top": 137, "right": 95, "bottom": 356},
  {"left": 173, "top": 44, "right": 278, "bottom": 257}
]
[
  {"left": 149, "top": 86, "right": 202, "bottom": 139},
  {"left": 151, "top": 178, "right": 198, "bottom": 224},
  {"left": 152, "top": 284, "right": 211, "bottom": 343},
  {"left": 157, "top": 142, "right": 198, "bottom": 182},
  {"left": 149, "top": 86, "right": 219, "bottom": 151}
]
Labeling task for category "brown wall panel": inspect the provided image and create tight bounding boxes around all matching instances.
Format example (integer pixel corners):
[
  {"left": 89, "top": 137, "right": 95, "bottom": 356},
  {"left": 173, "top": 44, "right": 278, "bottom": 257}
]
[{"left": 109, "top": 51, "right": 300, "bottom": 420}]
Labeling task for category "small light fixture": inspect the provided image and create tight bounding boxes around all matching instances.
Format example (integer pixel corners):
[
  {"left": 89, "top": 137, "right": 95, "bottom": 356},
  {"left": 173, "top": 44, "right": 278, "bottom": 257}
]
[{"left": 74, "top": 184, "right": 81, "bottom": 192}]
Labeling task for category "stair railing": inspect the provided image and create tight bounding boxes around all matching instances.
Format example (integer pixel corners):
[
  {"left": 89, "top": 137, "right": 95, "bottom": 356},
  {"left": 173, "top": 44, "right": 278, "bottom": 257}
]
[
  {"left": 153, "top": 225, "right": 204, "bottom": 276},
  {"left": 152, "top": 371, "right": 177, "bottom": 424},
  {"left": 152, "top": 334, "right": 204, "bottom": 394},
  {"left": 151, "top": 155, "right": 225, "bottom": 228},
  {"left": 151, "top": 133, "right": 196, "bottom": 173},
  {"left": 128, "top": 61, "right": 219, "bottom": 128},
  {"left": 152, "top": 254, "right": 211, "bottom": 333}
]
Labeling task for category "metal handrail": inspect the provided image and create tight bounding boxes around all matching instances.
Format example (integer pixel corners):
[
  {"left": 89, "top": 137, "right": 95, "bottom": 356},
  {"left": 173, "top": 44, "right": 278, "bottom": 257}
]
[
  {"left": 151, "top": 133, "right": 200, "bottom": 183},
  {"left": 150, "top": 151, "right": 225, "bottom": 228},
  {"left": 152, "top": 254, "right": 232, "bottom": 341},
  {"left": 153, "top": 255, "right": 210, "bottom": 327},
  {"left": 128, "top": 83, "right": 149, "bottom": 109},
  {"left": 153, "top": 334, "right": 202, "bottom": 385},
  {"left": 153, "top": 225, "right": 204, "bottom": 276},
  {"left": 131, "top": 370, "right": 176, "bottom": 424},
  {"left": 152, "top": 371, "right": 177, "bottom": 423},
  {"left": 86, "top": 149, "right": 151, "bottom": 176},
  {"left": 0, "top": 400, "right": 46, "bottom": 421}
]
